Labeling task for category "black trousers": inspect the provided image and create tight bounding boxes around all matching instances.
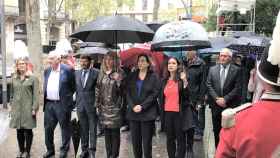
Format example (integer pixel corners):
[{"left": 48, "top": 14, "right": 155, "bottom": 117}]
[
  {"left": 77, "top": 108, "right": 97, "bottom": 153},
  {"left": 130, "top": 120, "right": 155, "bottom": 158},
  {"left": 165, "top": 112, "right": 186, "bottom": 158},
  {"left": 212, "top": 110, "right": 222, "bottom": 148},
  {"left": 44, "top": 101, "right": 71, "bottom": 153},
  {"left": 104, "top": 128, "right": 120, "bottom": 158},
  {"left": 17, "top": 129, "right": 33, "bottom": 153}
]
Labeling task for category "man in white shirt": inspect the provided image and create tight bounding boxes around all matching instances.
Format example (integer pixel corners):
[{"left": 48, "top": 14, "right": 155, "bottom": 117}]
[{"left": 43, "top": 50, "right": 75, "bottom": 158}]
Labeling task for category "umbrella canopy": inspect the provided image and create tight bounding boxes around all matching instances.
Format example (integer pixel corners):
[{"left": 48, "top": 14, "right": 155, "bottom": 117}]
[
  {"left": 70, "top": 15, "right": 154, "bottom": 44},
  {"left": 74, "top": 42, "right": 111, "bottom": 58},
  {"left": 163, "top": 51, "right": 185, "bottom": 59},
  {"left": 151, "top": 20, "right": 211, "bottom": 51},
  {"left": 146, "top": 22, "right": 165, "bottom": 32},
  {"left": 119, "top": 43, "right": 166, "bottom": 76},
  {"left": 227, "top": 35, "right": 271, "bottom": 54},
  {"left": 198, "top": 37, "right": 236, "bottom": 54}
]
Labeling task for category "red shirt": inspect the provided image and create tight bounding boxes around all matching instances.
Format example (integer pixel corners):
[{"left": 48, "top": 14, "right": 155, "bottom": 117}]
[
  {"left": 164, "top": 80, "right": 179, "bottom": 112},
  {"left": 216, "top": 100, "right": 280, "bottom": 158}
]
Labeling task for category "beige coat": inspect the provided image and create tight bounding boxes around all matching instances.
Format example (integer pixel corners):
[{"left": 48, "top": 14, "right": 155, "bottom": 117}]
[{"left": 9, "top": 75, "right": 39, "bottom": 129}]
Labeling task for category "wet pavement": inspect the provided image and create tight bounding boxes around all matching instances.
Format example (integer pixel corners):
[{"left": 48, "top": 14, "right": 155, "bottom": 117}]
[{"left": 0, "top": 106, "right": 215, "bottom": 158}]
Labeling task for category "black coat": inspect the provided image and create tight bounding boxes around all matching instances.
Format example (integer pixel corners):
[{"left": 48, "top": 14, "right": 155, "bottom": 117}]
[
  {"left": 206, "top": 64, "right": 241, "bottom": 115},
  {"left": 158, "top": 79, "right": 193, "bottom": 131},
  {"left": 186, "top": 57, "right": 207, "bottom": 104},
  {"left": 126, "top": 71, "right": 160, "bottom": 121}
]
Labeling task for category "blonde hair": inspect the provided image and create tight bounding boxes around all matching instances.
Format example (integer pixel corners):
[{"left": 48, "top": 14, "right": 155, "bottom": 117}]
[
  {"left": 97, "top": 51, "right": 121, "bottom": 84},
  {"left": 14, "top": 58, "right": 28, "bottom": 76}
]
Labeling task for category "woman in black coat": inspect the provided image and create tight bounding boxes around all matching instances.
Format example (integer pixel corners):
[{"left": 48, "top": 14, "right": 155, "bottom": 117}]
[
  {"left": 158, "top": 57, "right": 193, "bottom": 158},
  {"left": 126, "top": 54, "right": 160, "bottom": 158}
]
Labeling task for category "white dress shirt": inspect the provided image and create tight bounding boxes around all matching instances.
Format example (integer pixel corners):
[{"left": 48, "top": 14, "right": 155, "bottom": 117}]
[{"left": 46, "top": 64, "right": 60, "bottom": 100}]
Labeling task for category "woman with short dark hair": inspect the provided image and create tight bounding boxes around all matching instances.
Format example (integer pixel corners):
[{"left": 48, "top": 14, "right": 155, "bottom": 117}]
[{"left": 126, "top": 54, "right": 160, "bottom": 158}]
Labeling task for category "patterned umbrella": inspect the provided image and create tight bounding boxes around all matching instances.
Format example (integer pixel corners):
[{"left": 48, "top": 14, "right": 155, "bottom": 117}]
[{"left": 151, "top": 20, "right": 211, "bottom": 51}]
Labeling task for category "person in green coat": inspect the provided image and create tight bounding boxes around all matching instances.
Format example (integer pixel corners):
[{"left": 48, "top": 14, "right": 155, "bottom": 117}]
[{"left": 9, "top": 58, "right": 39, "bottom": 158}]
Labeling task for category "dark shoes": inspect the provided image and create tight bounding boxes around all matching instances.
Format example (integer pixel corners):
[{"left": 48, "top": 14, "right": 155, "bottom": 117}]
[
  {"left": 88, "top": 151, "right": 96, "bottom": 158},
  {"left": 22, "top": 152, "right": 30, "bottom": 158},
  {"left": 79, "top": 151, "right": 89, "bottom": 158},
  {"left": 97, "top": 131, "right": 104, "bottom": 137},
  {"left": 16, "top": 151, "right": 24, "bottom": 158},
  {"left": 43, "top": 151, "right": 55, "bottom": 158},
  {"left": 59, "top": 152, "right": 67, "bottom": 158}
]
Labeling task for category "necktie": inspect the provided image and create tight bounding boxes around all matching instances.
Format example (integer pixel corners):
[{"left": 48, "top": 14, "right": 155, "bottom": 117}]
[
  {"left": 81, "top": 70, "right": 87, "bottom": 87},
  {"left": 220, "top": 66, "right": 226, "bottom": 91}
]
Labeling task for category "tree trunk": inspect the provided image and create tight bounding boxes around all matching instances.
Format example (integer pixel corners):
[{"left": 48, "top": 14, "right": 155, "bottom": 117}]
[
  {"left": 47, "top": 0, "right": 56, "bottom": 44},
  {"left": 180, "top": 0, "right": 188, "bottom": 19},
  {"left": 153, "top": 0, "right": 160, "bottom": 21},
  {"left": 25, "top": 0, "right": 43, "bottom": 80}
]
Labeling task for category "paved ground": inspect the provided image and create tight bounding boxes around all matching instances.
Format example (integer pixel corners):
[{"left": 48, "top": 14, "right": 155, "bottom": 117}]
[{"left": 0, "top": 105, "right": 215, "bottom": 158}]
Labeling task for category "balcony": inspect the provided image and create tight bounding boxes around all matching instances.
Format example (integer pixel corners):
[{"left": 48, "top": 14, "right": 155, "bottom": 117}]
[
  {"left": 5, "top": 5, "right": 19, "bottom": 16},
  {"left": 42, "top": 10, "right": 68, "bottom": 20}
]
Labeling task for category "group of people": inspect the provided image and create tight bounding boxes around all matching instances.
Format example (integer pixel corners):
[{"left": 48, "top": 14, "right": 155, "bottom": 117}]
[
  {"left": 8, "top": 18, "right": 280, "bottom": 158},
  {"left": 9, "top": 44, "right": 238, "bottom": 158}
]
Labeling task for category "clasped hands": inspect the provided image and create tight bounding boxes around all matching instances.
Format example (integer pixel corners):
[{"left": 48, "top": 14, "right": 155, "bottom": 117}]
[{"left": 133, "top": 105, "right": 142, "bottom": 113}]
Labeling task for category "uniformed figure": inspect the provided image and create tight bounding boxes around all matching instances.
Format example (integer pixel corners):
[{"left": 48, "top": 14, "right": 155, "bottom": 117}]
[{"left": 216, "top": 11, "right": 280, "bottom": 158}]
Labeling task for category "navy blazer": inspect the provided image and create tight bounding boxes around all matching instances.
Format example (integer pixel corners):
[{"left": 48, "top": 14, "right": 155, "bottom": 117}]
[
  {"left": 43, "top": 64, "right": 75, "bottom": 112},
  {"left": 75, "top": 68, "right": 99, "bottom": 112}
]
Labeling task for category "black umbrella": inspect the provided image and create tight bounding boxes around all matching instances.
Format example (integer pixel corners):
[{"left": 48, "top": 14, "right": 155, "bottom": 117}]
[
  {"left": 71, "top": 118, "right": 80, "bottom": 157},
  {"left": 70, "top": 15, "right": 154, "bottom": 44},
  {"left": 227, "top": 36, "right": 271, "bottom": 54},
  {"left": 146, "top": 22, "right": 165, "bottom": 32}
]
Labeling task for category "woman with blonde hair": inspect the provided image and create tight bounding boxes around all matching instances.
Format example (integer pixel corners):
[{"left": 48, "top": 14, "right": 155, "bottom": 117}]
[
  {"left": 9, "top": 58, "right": 39, "bottom": 158},
  {"left": 95, "top": 51, "right": 124, "bottom": 158}
]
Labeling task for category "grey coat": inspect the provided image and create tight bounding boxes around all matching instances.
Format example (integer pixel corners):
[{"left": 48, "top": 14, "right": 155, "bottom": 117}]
[{"left": 9, "top": 75, "right": 39, "bottom": 129}]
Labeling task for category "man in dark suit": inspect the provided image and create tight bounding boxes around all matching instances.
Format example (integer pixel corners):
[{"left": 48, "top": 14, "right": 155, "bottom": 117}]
[
  {"left": 75, "top": 55, "right": 99, "bottom": 158},
  {"left": 43, "top": 50, "right": 75, "bottom": 158},
  {"left": 206, "top": 48, "right": 241, "bottom": 148}
]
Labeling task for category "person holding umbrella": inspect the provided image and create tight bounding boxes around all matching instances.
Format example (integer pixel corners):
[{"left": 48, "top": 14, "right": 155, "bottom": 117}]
[
  {"left": 95, "top": 51, "right": 124, "bottom": 158},
  {"left": 126, "top": 54, "right": 160, "bottom": 158},
  {"left": 158, "top": 57, "right": 192, "bottom": 158}
]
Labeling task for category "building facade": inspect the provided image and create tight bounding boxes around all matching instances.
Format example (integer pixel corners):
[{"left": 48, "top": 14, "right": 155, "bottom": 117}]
[{"left": 2, "top": 0, "right": 75, "bottom": 65}]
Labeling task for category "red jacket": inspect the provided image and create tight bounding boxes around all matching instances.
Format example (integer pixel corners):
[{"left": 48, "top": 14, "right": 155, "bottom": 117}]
[{"left": 216, "top": 98, "right": 280, "bottom": 158}]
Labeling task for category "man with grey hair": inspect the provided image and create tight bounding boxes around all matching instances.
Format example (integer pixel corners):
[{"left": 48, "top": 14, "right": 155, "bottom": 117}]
[
  {"left": 206, "top": 48, "right": 241, "bottom": 147},
  {"left": 43, "top": 50, "right": 75, "bottom": 158}
]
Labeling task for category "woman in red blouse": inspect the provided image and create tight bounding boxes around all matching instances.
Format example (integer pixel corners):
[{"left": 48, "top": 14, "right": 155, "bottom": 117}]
[{"left": 159, "top": 57, "right": 193, "bottom": 158}]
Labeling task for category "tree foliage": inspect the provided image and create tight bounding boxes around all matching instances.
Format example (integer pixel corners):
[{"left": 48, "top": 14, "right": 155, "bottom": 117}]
[
  {"left": 204, "top": 5, "right": 217, "bottom": 32},
  {"left": 255, "top": 0, "right": 280, "bottom": 36},
  {"left": 66, "top": 0, "right": 135, "bottom": 24}
]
